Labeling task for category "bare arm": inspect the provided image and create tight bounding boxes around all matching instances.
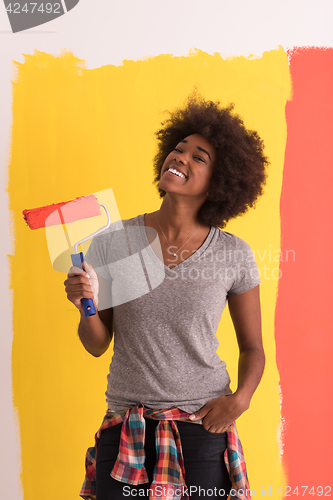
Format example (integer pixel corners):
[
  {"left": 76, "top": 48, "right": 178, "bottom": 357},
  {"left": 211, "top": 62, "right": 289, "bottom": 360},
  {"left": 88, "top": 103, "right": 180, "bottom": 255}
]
[
  {"left": 189, "top": 285, "right": 265, "bottom": 432},
  {"left": 64, "top": 263, "right": 113, "bottom": 357},
  {"left": 78, "top": 308, "right": 113, "bottom": 357},
  {"left": 228, "top": 284, "right": 265, "bottom": 408}
]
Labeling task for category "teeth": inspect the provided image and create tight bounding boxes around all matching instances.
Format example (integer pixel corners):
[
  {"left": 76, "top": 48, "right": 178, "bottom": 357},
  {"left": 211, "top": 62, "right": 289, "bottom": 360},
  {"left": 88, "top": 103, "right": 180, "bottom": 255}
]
[{"left": 168, "top": 167, "right": 186, "bottom": 179}]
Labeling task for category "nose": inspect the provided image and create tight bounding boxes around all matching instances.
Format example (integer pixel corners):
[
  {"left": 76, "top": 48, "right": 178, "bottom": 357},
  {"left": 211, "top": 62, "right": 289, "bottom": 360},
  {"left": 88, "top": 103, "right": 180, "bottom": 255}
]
[{"left": 174, "top": 151, "right": 188, "bottom": 165}]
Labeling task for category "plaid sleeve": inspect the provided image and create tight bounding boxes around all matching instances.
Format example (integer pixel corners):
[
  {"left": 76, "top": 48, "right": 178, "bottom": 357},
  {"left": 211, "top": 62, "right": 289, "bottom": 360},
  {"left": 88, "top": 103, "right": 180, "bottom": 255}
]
[{"left": 224, "top": 422, "right": 251, "bottom": 500}]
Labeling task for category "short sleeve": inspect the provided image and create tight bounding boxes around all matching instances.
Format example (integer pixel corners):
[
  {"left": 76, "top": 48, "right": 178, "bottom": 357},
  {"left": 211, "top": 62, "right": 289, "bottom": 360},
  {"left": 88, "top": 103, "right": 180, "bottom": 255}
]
[
  {"left": 84, "top": 220, "right": 124, "bottom": 280},
  {"left": 227, "top": 238, "right": 261, "bottom": 296},
  {"left": 84, "top": 216, "right": 164, "bottom": 308}
]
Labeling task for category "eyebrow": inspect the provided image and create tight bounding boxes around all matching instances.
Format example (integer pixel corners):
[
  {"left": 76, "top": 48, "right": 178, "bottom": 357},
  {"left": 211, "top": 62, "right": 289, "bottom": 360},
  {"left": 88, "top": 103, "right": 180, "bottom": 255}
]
[{"left": 180, "top": 139, "right": 211, "bottom": 160}]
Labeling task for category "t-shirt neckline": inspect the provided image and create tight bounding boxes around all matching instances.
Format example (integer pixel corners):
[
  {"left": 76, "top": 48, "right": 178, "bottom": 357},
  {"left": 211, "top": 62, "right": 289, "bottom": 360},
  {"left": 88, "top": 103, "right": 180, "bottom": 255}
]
[{"left": 138, "top": 213, "right": 217, "bottom": 275}]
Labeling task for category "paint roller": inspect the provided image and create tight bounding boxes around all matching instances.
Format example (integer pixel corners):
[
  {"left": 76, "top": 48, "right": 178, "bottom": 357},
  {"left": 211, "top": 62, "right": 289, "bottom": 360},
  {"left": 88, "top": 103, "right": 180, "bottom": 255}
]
[{"left": 23, "top": 194, "right": 111, "bottom": 317}]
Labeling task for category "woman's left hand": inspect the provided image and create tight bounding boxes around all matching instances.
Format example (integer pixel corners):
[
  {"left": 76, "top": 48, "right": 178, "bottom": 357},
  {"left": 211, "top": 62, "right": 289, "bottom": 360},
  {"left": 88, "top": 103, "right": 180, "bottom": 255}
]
[{"left": 188, "top": 392, "right": 249, "bottom": 433}]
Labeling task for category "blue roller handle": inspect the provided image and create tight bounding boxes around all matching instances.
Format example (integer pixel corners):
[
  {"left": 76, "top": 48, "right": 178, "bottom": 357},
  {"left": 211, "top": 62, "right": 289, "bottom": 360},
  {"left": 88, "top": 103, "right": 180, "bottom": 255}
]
[{"left": 71, "top": 252, "right": 96, "bottom": 317}]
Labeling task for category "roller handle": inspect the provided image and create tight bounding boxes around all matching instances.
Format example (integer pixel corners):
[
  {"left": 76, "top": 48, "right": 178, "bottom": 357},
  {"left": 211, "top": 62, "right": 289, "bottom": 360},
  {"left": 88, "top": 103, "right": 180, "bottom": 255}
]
[{"left": 71, "top": 252, "right": 97, "bottom": 317}]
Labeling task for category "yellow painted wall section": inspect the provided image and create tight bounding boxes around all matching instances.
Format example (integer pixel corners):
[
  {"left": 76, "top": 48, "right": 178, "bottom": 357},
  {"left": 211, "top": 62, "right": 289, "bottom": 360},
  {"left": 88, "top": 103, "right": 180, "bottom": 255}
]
[{"left": 9, "top": 48, "right": 291, "bottom": 499}]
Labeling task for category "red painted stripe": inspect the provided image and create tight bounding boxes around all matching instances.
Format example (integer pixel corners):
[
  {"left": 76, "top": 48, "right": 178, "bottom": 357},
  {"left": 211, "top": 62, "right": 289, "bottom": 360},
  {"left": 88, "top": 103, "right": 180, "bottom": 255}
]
[
  {"left": 23, "top": 194, "right": 100, "bottom": 229},
  {"left": 275, "top": 47, "right": 333, "bottom": 493}
]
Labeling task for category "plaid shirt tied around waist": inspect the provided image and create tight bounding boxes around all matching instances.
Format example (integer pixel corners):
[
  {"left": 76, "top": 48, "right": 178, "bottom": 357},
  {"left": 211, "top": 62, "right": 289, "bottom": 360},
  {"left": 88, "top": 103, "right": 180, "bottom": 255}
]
[{"left": 80, "top": 404, "right": 251, "bottom": 500}]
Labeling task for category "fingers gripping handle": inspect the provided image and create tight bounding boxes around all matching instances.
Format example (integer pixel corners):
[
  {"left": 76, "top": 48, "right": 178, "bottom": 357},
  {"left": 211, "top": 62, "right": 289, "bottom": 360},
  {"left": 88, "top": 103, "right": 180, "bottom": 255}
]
[{"left": 71, "top": 252, "right": 97, "bottom": 317}]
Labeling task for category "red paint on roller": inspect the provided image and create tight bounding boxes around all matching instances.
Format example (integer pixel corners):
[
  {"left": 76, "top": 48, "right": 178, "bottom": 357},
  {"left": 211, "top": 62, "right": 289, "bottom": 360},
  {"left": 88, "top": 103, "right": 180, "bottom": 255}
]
[
  {"left": 23, "top": 194, "right": 101, "bottom": 229},
  {"left": 275, "top": 47, "right": 333, "bottom": 490}
]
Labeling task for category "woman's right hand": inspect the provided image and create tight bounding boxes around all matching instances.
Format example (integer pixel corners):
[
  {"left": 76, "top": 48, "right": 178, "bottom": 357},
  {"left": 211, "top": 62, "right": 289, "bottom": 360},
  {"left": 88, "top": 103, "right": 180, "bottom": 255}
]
[{"left": 64, "top": 261, "right": 99, "bottom": 313}]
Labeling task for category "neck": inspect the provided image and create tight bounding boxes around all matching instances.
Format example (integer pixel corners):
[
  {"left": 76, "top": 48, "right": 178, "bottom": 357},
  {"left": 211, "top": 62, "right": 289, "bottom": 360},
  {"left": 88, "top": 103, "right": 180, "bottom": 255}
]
[{"left": 157, "top": 194, "right": 207, "bottom": 240}]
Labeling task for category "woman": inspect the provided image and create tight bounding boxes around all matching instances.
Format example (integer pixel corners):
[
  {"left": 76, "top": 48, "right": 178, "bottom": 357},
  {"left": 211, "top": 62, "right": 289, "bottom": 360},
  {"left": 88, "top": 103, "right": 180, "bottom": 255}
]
[{"left": 64, "top": 94, "right": 267, "bottom": 500}]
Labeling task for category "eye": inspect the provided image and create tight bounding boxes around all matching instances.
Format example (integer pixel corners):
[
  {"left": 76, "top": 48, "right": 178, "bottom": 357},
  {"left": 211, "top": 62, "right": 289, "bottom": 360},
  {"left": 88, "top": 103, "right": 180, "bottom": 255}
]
[
  {"left": 194, "top": 156, "right": 206, "bottom": 163},
  {"left": 174, "top": 147, "right": 182, "bottom": 153}
]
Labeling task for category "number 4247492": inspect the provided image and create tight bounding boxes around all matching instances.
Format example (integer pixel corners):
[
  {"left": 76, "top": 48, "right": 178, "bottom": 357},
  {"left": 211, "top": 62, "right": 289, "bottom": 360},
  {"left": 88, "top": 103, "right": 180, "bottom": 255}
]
[
  {"left": 6, "top": 3, "right": 61, "bottom": 14},
  {"left": 277, "top": 486, "right": 331, "bottom": 496}
]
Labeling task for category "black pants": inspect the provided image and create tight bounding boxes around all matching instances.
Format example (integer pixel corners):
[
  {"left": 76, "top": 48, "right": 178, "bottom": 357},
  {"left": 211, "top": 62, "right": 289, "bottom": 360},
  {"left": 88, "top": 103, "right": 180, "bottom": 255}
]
[{"left": 96, "top": 417, "right": 232, "bottom": 499}]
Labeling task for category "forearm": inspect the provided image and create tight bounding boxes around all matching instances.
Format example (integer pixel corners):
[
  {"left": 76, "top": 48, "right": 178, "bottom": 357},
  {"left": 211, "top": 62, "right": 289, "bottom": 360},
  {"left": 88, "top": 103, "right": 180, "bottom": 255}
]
[
  {"left": 234, "top": 346, "right": 265, "bottom": 408},
  {"left": 78, "top": 312, "right": 112, "bottom": 357}
]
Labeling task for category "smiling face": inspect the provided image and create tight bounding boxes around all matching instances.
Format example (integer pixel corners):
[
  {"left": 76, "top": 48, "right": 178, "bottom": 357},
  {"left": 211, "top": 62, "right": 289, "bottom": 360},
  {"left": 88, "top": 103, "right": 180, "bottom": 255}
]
[{"left": 159, "top": 134, "right": 216, "bottom": 200}]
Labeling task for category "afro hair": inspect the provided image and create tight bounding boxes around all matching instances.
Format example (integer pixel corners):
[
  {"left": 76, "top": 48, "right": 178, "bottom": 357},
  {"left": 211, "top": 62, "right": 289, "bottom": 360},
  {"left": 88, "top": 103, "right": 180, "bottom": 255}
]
[{"left": 153, "top": 93, "right": 269, "bottom": 228}]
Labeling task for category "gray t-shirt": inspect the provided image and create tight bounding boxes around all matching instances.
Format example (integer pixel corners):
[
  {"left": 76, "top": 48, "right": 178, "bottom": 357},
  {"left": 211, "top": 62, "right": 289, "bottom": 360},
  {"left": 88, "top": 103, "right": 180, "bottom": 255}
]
[{"left": 85, "top": 214, "right": 260, "bottom": 414}]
